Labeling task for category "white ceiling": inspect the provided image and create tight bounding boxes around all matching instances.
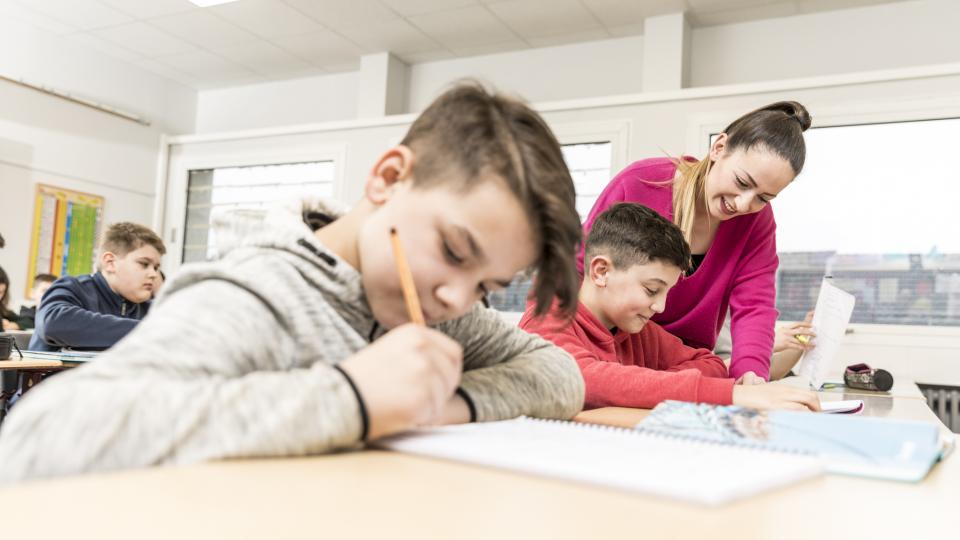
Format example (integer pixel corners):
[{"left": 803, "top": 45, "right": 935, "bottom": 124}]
[{"left": 2, "top": 0, "right": 904, "bottom": 89}]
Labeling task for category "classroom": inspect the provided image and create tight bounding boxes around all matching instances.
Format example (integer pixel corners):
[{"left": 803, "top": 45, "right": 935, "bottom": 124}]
[{"left": 0, "top": 0, "right": 958, "bottom": 537}]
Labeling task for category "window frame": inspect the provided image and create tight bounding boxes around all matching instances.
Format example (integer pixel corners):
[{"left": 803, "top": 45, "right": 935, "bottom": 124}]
[
  {"left": 692, "top": 97, "right": 960, "bottom": 334},
  {"left": 160, "top": 142, "right": 347, "bottom": 275}
]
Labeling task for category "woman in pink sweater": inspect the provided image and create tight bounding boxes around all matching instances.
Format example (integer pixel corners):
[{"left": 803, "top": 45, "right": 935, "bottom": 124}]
[{"left": 578, "top": 102, "right": 811, "bottom": 383}]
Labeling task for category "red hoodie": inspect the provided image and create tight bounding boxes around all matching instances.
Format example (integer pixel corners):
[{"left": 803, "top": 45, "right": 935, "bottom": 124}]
[{"left": 520, "top": 302, "right": 735, "bottom": 409}]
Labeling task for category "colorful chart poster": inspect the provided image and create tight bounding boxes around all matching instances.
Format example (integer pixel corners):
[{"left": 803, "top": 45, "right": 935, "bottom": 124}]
[{"left": 26, "top": 184, "right": 104, "bottom": 294}]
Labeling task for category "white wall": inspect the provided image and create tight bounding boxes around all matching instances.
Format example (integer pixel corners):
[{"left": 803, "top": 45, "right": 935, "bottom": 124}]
[
  {"left": 163, "top": 67, "right": 960, "bottom": 386},
  {"left": 192, "top": 0, "right": 960, "bottom": 134},
  {"left": 0, "top": 19, "right": 196, "bottom": 307},
  {"left": 195, "top": 72, "right": 358, "bottom": 133},
  {"left": 691, "top": 0, "right": 960, "bottom": 87},
  {"left": 406, "top": 36, "right": 644, "bottom": 112}
]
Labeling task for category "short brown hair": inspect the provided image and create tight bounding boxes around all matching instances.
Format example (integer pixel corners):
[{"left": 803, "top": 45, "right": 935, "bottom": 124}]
[
  {"left": 401, "top": 82, "right": 581, "bottom": 317},
  {"left": 100, "top": 222, "right": 166, "bottom": 258},
  {"left": 585, "top": 203, "right": 691, "bottom": 273}
]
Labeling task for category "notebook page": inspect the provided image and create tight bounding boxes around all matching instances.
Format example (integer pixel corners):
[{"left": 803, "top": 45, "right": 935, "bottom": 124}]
[
  {"left": 378, "top": 417, "right": 822, "bottom": 506},
  {"left": 794, "top": 278, "right": 856, "bottom": 389}
]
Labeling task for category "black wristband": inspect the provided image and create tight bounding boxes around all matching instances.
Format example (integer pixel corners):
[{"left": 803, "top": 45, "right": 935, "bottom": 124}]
[
  {"left": 332, "top": 365, "right": 369, "bottom": 441},
  {"left": 455, "top": 387, "right": 477, "bottom": 423}
]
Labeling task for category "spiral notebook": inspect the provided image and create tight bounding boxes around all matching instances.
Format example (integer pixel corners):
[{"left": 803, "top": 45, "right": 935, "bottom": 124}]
[
  {"left": 377, "top": 416, "right": 822, "bottom": 506},
  {"left": 637, "top": 401, "right": 947, "bottom": 482}
]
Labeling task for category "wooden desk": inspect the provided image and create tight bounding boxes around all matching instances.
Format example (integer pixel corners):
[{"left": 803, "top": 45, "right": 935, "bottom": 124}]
[
  {"left": 0, "top": 398, "right": 955, "bottom": 539},
  {"left": 0, "top": 359, "right": 66, "bottom": 370},
  {"left": 774, "top": 374, "right": 926, "bottom": 400}
]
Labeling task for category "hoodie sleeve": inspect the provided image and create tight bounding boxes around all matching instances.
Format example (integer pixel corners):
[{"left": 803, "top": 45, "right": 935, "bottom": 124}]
[
  {"left": 439, "top": 304, "right": 585, "bottom": 422},
  {"left": 33, "top": 282, "right": 139, "bottom": 350},
  {"left": 0, "top": 279, "right": 364, "bottom": 483}
]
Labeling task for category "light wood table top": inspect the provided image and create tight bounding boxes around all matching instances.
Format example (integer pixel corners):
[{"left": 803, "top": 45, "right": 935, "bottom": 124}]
[
  {"left": 0, "top": 395, "right": 955, "bottom": 539},
  {"left": 0, "top": 358, "right": 66, "bottom": 370},
  {"left": 774, "top": 374, "right": 926, "bottom": 400}
]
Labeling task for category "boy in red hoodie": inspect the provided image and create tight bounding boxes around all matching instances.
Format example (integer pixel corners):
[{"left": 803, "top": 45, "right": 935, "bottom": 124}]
[{"left": 520, "top": 202, "right": 820, "bottom": 411}]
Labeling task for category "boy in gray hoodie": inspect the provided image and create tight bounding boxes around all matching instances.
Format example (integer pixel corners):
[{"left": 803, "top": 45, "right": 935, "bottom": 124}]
[{"left": 0, "top": 83, "right": 585, "bottom": 481}]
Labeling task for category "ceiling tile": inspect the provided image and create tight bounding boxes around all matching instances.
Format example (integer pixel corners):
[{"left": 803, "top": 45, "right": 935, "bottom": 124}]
[
  {"left": 210, "top": 0, "right": 325, "bottom": 39},
  {"left": 582, "top": 0, "right": 688, "bottom": 27},
  {"left": 606, "top": 22, "right": 646, "bottom": 37},
  {"left": 689, "top": 1, "right": 797, "bottom": 26},
  {"left": 0, "top": 1, "right": 78, "bottom": 34},
  {"left": 64, "top": 32, "right": 143, "bottom": 62},
  {"left": 450, "top": 38, "right": 529, "bottom": 57},
  {"left": 284, "top": 0, "right": 399, "bottom": 27},
  {"left": 396, "top": 49, "right": 456, "bottom": 63},
  {"left": 99, "top": 0, "right": 197, "bottom": 19},
  {"left": 378, "top": 0, "right": 478, "bottom": 17},
  {"left": 17, "top": 0, "right": 133, "bottom": 30},
  {"left": 149, "top": 10, "right": 259, "bottom": 49},
  {"left": 687, "top": 0, "right": 772, "bottom": 10},
  {"left": 92, "top": 21, "right": 198, "bottom": 57},
  {"left": 408, "top": 5, "right": 519, "bottom": 49},
  {"left": 526, "top": 27, "right": 611, "bottom": 49},
  {"left": 213, "top": 40, "right": 318, "bottom": 78},
  {"left": 155, "top": 49, "right": 264, "bottom": 87},
  {"left": 335, "top": 18, "right": 443, "bottom": 55},
  {"left": 486, "top": 0, "right": 602, "bottom": 39},
  {"left": 133, "top": 57, "right": 201, "bottom": 86},
  {"left": 274, "top": 30, "right": 366, "bottom": 67},
  {"left": 797, "top": 0, "right": 898, "bottom": 14}
]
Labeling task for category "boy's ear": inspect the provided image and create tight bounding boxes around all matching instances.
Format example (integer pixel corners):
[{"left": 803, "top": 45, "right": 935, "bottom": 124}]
[
  {"left": 709, "top": 132, "right": 728, "bottom": 161},
  {"left": 100, "top": 251, "right": 117, "bottom": 274},
  {"left": 365, "top": 145, "right": 415, "bottom": 206},
  {"left": 588, "top": 255, "right": 612, "bottom": 288}
]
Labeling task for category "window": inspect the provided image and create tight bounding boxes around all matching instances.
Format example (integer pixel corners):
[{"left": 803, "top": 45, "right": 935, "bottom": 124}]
[
  {"left": 182, "top": 161, "right": 335, "bottom": 263},
  {"left": 773, "top": 118, "right": 960, "bottom": 326},
  {"left": 487, "top": 142, "right": 612, "bottom": 312}
]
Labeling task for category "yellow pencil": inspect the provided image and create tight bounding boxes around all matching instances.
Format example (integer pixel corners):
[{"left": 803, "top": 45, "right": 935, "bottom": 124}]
[
  {"left": 390, "top": 227, "right": 426, "bottom": 326},
  {"left": 795, "top": 334, "right": 810, "bottom": 345}
]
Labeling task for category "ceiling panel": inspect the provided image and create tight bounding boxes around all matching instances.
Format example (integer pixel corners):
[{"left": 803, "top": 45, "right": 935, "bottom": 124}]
[
  {"left": 274, "top": 30, "right": 366, "bottom": 66},
  {"left": 98, "top": 0, "right": 197, "bottom": 19},
  {"left": 214, "top": 40, "right": 316, "bottom": 77},
  {"left": 210, "top": 0, "right": 325, "bottom": 39},
  {"left": 18, "top": 0, "right": 133, "bottom": 30},
  {"left": 335, "top": 18, "right": 443, "bottom": 55},
  {"left": 149, "top": 10, "right": 260, "bottom": 50},
  {"left": 284, "top": 0, "right": 399, "bottom": 27},
  {"left": 92, "top": 21, "right": 198, "bottom": 57},
  {"left": 378, "top": 0, "right": 478, "bottom": 17},
  {"left": 581, "top": 0, "right": 688, "bottom": 27},
  {"left": 408, "top": 5, "right": 519, "bottom": 49},
  {"left": 486, "top": 0, "right": 603, "bottom": 39}
]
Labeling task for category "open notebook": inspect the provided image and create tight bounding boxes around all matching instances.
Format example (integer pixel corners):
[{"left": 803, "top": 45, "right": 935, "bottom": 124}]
[
  {"left": 637, "top": 401, "right": 948, "bottom": 482},
  {"left": 377, "top": 416, "right": 822, "bottom": 506}
]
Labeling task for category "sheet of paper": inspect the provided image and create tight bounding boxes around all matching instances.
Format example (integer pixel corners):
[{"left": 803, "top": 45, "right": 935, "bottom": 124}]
[{"left": 794, "top": 278, "right": 856, "bottom": 390}]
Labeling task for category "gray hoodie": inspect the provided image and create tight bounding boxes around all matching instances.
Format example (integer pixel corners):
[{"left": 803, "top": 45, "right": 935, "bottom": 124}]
[{"left": 0, "top": 200, "right": 584, "bottom": 482}]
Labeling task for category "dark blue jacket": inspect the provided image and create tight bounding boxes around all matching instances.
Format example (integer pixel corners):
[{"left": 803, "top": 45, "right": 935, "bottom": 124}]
[{"left": 28, "top": 272, "right": 150, "bottom": 352}]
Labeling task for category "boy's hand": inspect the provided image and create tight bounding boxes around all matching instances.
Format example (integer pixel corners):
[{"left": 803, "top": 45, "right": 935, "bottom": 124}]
[
  {"left": 732, "top": 384, "right": 821, "bottom": 412},
  {"left": 339, "top": 324, "right": 463, "bottom": 440}
]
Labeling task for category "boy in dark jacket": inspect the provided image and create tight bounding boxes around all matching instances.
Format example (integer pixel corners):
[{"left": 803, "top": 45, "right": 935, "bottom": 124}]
[{"left": 29, "top": 223, "right": 165, "bottom": 351}]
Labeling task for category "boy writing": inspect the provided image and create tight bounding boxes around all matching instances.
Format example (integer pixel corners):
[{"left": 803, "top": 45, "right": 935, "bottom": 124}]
[
  {"left": 0, "top": 83, "right": 586, "bottom": 481},
  {"left": 521, "top": 203, "right": 820, "bottom": 411},
  {"left": 28, "top": 223, "right": 164, "bottom": 351}
]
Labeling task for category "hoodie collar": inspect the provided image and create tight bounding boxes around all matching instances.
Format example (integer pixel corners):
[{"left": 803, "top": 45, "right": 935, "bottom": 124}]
[{"left": 575, "top": 301, "right": 632, "bottom": 345}]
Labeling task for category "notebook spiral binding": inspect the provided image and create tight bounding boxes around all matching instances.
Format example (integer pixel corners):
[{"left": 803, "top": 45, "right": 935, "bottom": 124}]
[{"left": 521, "top": 412, "right": 815, "bottom": 457}]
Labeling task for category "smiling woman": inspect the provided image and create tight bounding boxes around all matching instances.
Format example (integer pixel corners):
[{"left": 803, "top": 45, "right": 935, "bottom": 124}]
[{"left": 576, "top": 102, "right": 811, "bottom": 383}]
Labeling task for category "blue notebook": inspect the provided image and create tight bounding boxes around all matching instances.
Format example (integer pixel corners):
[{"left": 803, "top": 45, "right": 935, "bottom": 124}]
[{"left": 637, "top": 401, "right": 950, "bottom": 482}]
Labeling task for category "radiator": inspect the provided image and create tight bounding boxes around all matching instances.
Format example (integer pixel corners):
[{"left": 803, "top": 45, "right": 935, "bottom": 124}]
[{"left": 918, "top": 384, "right": 960, "bottom": 433}]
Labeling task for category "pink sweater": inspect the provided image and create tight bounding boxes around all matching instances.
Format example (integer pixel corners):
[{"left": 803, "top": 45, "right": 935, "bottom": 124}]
[{"left": 577, "top": 158, "right": 779, "bottom": 380}]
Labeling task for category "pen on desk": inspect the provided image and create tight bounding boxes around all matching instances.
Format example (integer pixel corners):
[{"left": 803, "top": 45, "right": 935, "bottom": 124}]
[{"left": 390, "top": 227, "right": 426, "bottom": 326}]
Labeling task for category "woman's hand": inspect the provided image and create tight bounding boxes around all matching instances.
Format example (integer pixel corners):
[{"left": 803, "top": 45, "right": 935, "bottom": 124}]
[{"left": 773, "top": 311, "right": 815, "bottom": 353}]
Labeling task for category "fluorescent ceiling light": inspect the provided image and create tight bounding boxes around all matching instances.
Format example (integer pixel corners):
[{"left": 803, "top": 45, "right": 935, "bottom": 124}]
[{"left": 188, "top": 0, "right": 240, "bottom": 7}]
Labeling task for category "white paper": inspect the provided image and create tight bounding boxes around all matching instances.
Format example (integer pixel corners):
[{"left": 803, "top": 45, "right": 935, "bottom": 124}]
[{"left": 794, "top": 278, "right": 856, "bottom": 390}]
